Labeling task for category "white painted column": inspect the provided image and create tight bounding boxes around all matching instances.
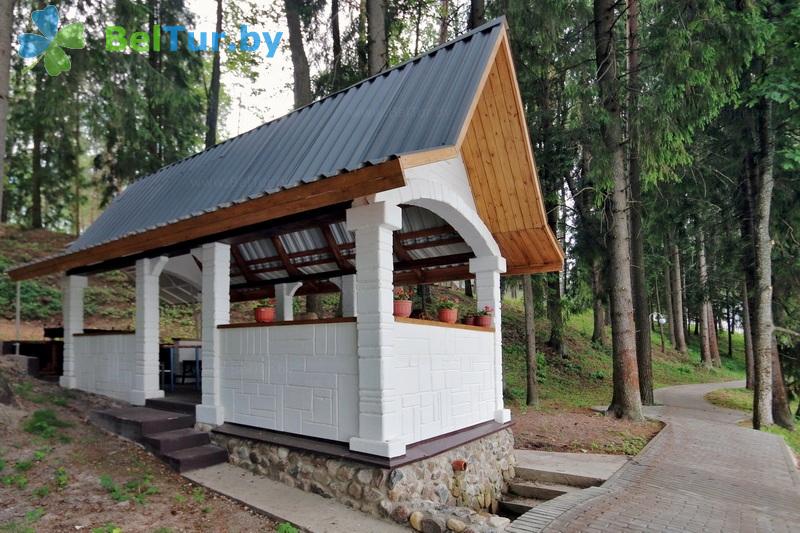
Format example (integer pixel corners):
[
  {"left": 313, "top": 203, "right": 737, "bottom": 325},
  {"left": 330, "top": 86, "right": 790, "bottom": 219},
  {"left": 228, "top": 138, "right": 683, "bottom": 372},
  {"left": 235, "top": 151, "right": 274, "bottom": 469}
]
[
  {"left": 130, "top": 256, "right": 168, "bottom": 405},
  {"left": 60, "top": 275, "right": 87, "bottom": 389},
  {"left": 340, "top": 274, "right": 357, "bottom": 317},
  {"left": 347, "top": 202, "right": 405, "bottom": 457},
  {"left": 275, "top": 282, "right": 302, "bottom": 321},
  {"left": 195, "top": 242, "right": 230, "bottom": 426},
  {"left": 469, "top": 255, "right": 510, "bottom": 423},
  {"left": 331, "top": 274, "right": 357, "bottom": 317}
]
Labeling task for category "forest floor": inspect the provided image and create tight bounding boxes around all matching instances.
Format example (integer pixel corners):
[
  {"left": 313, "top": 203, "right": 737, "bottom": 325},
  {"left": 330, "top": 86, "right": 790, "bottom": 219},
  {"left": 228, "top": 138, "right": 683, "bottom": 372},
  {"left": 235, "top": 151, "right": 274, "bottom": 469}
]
[
  {"left": 0, "top": 358, "right": 278, "bottom": 533},
  {"left": 705, "top": 387, "right": 800, "bottom": 455},
  {"left": 1, "top": 224, "right": 748, "bottom": 456}
]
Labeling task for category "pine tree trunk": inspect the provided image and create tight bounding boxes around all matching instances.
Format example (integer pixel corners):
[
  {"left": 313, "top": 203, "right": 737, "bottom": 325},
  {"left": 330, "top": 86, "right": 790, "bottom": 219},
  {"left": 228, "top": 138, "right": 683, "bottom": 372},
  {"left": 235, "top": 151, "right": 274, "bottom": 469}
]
[
  {"left": 591, "top": 257, "right": 606, "bottom": 346},
  {"left": 331, "top": 0, "right": 342, "bottom": 81},
  {"left": 438, "top": 0, "right": 449, "bottom": 44},
  {"left": 205, "top": 0, "right": 223, "bottom": 148},
  {"left": 469, "top": 0, "right": 485, "bottom": 29},
  {"left": 698, "top": 231, "right": 712, "bottom": 367},
  {"left": 464, "top": 279, "right": 473, "bottom": 298},
  {"left": 742, "top": 281, "right": 755, "bottom": 389},
  {"left": 358, "top": 0, "right": 368, "bottom": 75},
  {"left": 0, "top": 0, "right": 14, "bottom": 222},
  {"left": 523, "top": 275, "right": 538, "bottom": 406},
  {"left": 670, "top": 243, "right": 688, "bottom": 354},
  {"left": 285, "top": 0, "right": 312, "bottom": 108},
  {"left": 771, "top": 340, "right": 794, "bottom": 430},
  {"left": 664, "top": 262, "right": 676, "bottom": 347},
  {"left": 367, "top": 0, "right": 387, "bottom": 75},
  {"left": 627, "top": 0, "right": 651, "bottom": 405},
  {"left": 708, "top": 304, "right": 721, "bottom": 367},
  {"left": 30, "top": 73, "right": 44, "bottom": 229},
  {"left": 751, "top": 93, "right": 775, "bottom": 429},
  {"left": 306, "top": 293, "right": 323, "bottom": 316},
  {"left": 726, "top": 297, "right": 733, "bottom": 358},
  {"left": 593, "top": 0, "right": 642, "bottom": 421}
]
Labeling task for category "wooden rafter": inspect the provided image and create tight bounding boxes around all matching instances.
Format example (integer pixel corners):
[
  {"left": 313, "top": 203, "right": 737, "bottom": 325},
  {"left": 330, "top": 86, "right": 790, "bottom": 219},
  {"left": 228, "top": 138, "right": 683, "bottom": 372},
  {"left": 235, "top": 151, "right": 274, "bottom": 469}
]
[
  {"left": 320, "top": 224, "right": 353, "bottom": 272},
  {"left": 270, "top": 235, "right": 301, "bottom": 276},
  {"left": 230, "top": 244, "right": 258, "bottom": 283}
]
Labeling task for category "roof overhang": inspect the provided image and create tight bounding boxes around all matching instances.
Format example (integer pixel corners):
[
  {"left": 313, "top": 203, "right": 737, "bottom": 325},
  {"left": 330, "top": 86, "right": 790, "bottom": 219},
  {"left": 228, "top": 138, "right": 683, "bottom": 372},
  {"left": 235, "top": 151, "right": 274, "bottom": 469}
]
[{"left": 7, "top": 159, "right": 404, "bottom": 281}]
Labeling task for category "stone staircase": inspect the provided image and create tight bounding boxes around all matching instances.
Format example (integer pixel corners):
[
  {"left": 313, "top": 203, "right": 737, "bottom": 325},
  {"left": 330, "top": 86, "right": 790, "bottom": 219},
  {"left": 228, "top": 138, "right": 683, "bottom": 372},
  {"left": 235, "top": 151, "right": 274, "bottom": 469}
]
[
  {"left": 90, "top": 405, "right": 228, "bottom": 473},
  {"left": 499, "top": 461, "right": 603, "bottom": 518}
]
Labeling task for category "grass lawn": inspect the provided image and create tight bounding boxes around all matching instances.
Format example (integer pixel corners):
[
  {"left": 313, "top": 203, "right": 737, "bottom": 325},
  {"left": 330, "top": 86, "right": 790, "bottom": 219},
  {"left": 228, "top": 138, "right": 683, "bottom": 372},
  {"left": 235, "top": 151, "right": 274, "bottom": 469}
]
[
  {"left": 705, "top": 387, "right": 800, "bottom": 455},
  {"left": 500, "top": 300, "right": 747, "bottom": 455}
]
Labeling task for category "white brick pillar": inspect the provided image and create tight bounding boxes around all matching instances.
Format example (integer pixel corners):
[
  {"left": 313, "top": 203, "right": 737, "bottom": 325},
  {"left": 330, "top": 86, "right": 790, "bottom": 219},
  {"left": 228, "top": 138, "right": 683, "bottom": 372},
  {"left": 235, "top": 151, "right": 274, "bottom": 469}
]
[
  {"left": 346, "top": 202, "right": 405, "bottom": 457},
  {"left": 469, "top": 255, "right": 510, "bottom": 423},
  {"left": 130, "top": 256, "right": 168, "bottom": 405},
  {"left": 60, "top": 275, "right": 87, "bottom": 389},
  {"left": 275, "top": 282, "right": 301, "bottom": 321},
  {"left": 195, "top": 242, "right": 230, "bottom": 426}
]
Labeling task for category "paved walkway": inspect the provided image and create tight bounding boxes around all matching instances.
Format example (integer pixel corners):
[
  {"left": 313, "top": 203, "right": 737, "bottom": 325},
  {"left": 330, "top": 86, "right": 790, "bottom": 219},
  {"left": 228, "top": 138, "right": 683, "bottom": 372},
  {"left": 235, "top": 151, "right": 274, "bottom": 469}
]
[
  {"left": 185, "top": 463, "right": 406, "bottom": 533},
  {"left": 509, "top": 381, "right": 800, "bottom": 533}
]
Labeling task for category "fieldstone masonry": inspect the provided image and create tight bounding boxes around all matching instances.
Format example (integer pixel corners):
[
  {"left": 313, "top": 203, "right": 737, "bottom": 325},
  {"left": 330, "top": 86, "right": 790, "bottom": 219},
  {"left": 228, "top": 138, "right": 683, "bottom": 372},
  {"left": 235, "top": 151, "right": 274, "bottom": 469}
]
[{"left": 211, "top": 427, "right": 515, "bottom": 532}]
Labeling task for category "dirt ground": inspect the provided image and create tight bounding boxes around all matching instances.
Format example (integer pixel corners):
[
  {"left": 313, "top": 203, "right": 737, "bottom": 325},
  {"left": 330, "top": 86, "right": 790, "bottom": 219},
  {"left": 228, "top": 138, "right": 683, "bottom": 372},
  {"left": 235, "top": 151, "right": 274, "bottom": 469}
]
[
  {"left": 0, "top": 359, "right": 276, "bottom": 532},
  {"left": 511, "top": 406, "right": 663, "bottom": 455}
]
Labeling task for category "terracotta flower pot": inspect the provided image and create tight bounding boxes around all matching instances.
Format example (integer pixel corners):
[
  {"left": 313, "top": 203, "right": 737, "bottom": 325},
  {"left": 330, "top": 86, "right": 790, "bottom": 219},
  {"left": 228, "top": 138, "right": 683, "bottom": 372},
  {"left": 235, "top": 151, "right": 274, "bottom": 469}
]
[
  {"left": 438, "top": 308, "right": 458, "bottom": 324},
  {"left": 254, "top": 307, "right": 276, "bottom": 323},
  {"left": 394, "top": 300, "right": 412, "bottom": 318},
  {"left": 462, "top": 316, "right": 475, "bottom": 326},
  {"left": 475, "top": 315, "right": 492, "bottom": 328}
]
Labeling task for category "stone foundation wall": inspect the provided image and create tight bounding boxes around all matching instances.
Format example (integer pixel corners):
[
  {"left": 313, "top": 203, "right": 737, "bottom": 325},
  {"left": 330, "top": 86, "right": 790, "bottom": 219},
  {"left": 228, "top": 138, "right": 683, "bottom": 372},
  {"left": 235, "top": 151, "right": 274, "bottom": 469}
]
[{"left": 211, "top": 428, "right": 515, "bottom": 532}]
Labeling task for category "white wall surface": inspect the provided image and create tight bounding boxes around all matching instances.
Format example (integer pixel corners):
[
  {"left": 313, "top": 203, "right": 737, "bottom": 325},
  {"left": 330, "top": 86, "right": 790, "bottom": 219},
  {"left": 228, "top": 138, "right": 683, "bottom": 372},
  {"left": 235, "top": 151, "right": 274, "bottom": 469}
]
[
  {"left": 219, "top": 322, "right": 359, "bottom": 442},
  {"left": 74, "top": 334, "right": 136, "bottom": 402},
  {"left": 393, "top": 322, "right": 496, "bottom": 445}
]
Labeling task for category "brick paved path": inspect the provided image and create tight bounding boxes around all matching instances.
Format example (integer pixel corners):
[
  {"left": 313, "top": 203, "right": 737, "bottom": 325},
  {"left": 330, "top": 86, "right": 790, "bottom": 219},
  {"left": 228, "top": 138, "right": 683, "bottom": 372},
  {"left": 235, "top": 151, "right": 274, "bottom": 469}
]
[{"left": 508, "top": 381, "right": 800, "bottom": 533}]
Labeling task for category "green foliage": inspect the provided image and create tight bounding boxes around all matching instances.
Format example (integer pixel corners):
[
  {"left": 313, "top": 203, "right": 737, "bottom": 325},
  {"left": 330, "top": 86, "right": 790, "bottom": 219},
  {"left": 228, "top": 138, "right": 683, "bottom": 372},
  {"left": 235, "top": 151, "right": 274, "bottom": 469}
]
[
  {"left": 23, "top": 409, "right": 71, "bottom": 440},
  {"left": 53, "top": 467, "right": 69, "bottom": 488},
  {"left": 0, "top": 260, "right": 61, "bottom": 321},
  {"left": 276, "top": 523, "right": 300, "bottom": 533},
  {"left": 191, "top": 486, "right": 205, "bottom": 504},
  {"left": 32, "top": 486, "right": 50, "bottom": 498},
  {"left": 91, "top": 524, "right": 122, "bottom": 533},
  {"left": 99, "top": 473, "right": 159, "bottom": 505}
]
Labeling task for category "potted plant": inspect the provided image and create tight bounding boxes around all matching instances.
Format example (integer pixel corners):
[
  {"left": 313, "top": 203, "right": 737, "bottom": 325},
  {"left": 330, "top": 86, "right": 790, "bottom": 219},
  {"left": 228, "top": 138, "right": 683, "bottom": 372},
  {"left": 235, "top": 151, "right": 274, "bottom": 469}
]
[
  {"left": 462, "top": 315, "right": 476, "bottom": 326},
  {"left": 254, "top": 299, "right": 276, "bottom": 323},
  {"left": 474, "top": 306, "right": 493, "bottom": 328},
  {"left": 393, "top": 287, "right": 414, "bottom": 318},
  {"left": 437, "top": 298, "right": 458, "bottom": 324}
]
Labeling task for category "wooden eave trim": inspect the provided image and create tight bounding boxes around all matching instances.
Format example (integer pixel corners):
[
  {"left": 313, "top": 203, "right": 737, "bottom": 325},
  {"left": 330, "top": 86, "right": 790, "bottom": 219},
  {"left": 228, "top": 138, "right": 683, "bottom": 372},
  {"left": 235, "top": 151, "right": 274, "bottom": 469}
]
[
  {"left": 7, "top": 160, "right": 405, "bottom": 281},
  {"left": 454, "top": 28, "right": 505, "bottom": 148},
  {"left": 504, "top": 261, "right": 564, "bottom": 276},
  {"left": 398, "top": 146, "right": 459, "bottom": 169}
]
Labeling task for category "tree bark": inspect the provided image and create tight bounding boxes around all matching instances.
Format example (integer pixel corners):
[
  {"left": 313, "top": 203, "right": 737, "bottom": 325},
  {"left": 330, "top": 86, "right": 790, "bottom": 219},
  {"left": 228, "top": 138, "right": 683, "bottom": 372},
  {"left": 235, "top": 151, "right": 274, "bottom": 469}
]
[
  {"left": 0, "top": 0, "right": 14, "bottom": 221},
  {"left": 469, "top": 0, "right": 485, "bottom": 29},
  {"left": 593, "top": 0, "right": 643, "bottom": 421},
  {"left": 742, "top": 281, "right": 754, "bottom": 389},
  {"left": 707, "top": 303, "right": 721, "bottom": 367},
  {"left": 358, "top": 0, "right": 368, "bottom": 75},
  {"left": 698, "top": 231, "right": 712, "bottom": 367},
  {"left": 751, "top": 92, "right": 775, "bottom": 429},
  {"left": 591, "top": 257, "right": 606, "bottom": 346},
  {"left": 464, "top": 279, "right": 473, "bottom": 298},
  {"left": 331, "top": 0, "right": 342, "bottom": 81},
  {"left": 771, "top": 341, "right": 794, "bottom": 430},
  {"left": 438, "top": 0, "right": 449, "bottom": 45},
  {"left": 664, "top": 261, "right": 676, "bottom": 347},
  {"left": 205, "top": 0, "right": 223, "bottom": 148},
  {"left": 670, "top": 243, "right": 688, "bottom": 354},
  {"left": 367, "top": 0, "right": 387, "bottom": 75},
  {"left": 627, "top": 0, "right": 652, "bottom": 405},
  {"left": 523, "top": 275, "right": 538, "bottom": 406},
  {"left": 285, "top": 0, "right": 312, "bottom": 109}
]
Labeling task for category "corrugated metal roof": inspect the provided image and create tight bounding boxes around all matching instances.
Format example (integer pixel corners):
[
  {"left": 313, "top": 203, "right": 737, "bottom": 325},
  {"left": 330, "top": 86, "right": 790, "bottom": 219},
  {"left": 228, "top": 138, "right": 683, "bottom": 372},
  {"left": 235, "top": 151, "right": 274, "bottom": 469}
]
[{"left": 69, "top": 19, "right": 505, "bottom": 254}]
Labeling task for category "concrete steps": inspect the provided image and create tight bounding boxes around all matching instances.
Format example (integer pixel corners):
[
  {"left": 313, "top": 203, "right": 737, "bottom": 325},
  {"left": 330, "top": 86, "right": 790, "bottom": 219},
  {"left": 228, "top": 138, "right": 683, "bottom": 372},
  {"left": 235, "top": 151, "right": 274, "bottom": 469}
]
[
  {"left": 90, "top": 406, "right": 227, "bottom": 473},
  {"left": 500, "top": 460, "right": 591, "bottom": 518},
  {"left": 145, "top": 397, "right": 198, "bottom": 415}
]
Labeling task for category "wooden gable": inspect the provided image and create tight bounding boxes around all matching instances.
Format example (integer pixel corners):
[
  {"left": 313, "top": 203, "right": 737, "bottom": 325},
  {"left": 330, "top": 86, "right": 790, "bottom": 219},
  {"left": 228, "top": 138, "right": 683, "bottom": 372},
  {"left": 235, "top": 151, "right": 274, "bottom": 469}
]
[{"left": 457, "top": 27, "right": 564, "bottom": 275}]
